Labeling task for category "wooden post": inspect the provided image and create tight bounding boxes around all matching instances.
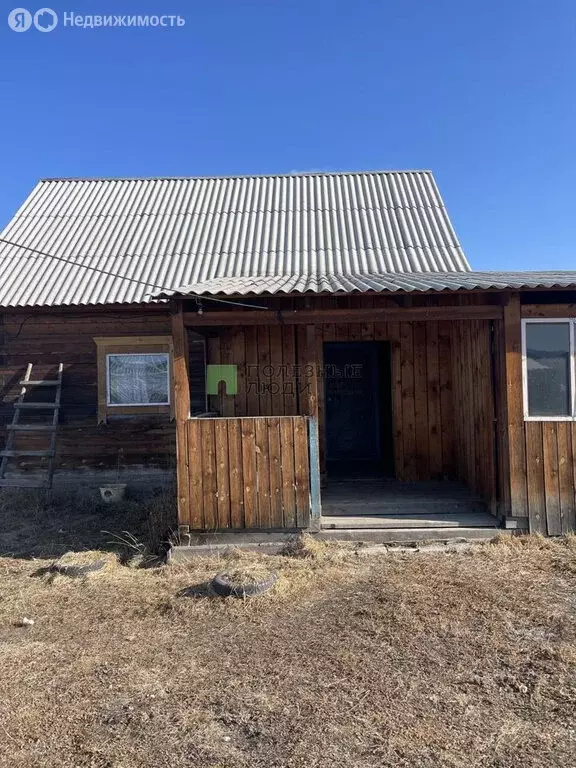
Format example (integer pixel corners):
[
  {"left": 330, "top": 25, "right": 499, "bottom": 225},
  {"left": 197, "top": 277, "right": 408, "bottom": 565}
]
[
  {"left": 304, "top": 324, "right": 322, "bottom": 527},
  {"left": 503, "top": 293, "right": 528, "bottom": 520},
  {"left": 171, "top": 301, "right": 191, "bottom": 533}
]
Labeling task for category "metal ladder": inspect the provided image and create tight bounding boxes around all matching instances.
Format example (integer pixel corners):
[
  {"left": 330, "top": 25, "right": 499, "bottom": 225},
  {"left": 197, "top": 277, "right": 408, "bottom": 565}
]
[{"left": 0, "top": 363, "right": 63, "bottom": 489}]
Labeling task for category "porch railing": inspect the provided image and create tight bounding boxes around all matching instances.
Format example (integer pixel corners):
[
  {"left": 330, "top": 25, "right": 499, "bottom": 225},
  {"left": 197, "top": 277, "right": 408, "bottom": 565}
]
[{"left": 183, "top": 415, "right": 312, "bottom": 530}]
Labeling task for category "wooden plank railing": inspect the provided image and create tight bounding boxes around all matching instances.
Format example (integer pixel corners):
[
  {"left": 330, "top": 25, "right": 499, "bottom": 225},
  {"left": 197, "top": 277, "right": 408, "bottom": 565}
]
[{"left": 183, "top": 416, "right": 311, "bottom": 530}]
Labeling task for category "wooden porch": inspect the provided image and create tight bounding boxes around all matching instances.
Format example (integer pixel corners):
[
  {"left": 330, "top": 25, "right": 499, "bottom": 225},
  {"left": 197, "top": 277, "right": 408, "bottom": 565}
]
[
  {"left": 320, "top": 479, "right": 497, "bottom": 531},
  {"left": 170, "top": 295, "right": 505, "bottom": 537}
]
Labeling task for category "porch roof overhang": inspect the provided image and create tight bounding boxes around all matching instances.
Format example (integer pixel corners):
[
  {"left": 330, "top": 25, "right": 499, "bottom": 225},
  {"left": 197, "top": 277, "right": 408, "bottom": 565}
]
[{"left": 157, "top": 270, "right": 576, "bottom": 300}]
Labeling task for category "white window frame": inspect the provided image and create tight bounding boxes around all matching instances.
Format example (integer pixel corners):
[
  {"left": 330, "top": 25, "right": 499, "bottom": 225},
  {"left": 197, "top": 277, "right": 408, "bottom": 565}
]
[
  {"left": 106, "top": 352, "right": 171, "bottom": 408},
  {"left": 521, "top": 318, "right": 576, "bottom": 421}
]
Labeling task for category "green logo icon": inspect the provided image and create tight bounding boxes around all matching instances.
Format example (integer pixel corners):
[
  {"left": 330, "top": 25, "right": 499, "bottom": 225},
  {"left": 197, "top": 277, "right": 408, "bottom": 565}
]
[{"left": 206, "top": 364, "right": 237, "bottom": 395}]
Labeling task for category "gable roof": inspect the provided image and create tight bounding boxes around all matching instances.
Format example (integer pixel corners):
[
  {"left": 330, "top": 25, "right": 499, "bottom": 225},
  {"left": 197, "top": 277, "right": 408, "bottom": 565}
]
[{"left": 0, "top": 171, "right": 470, "bottom": 307}]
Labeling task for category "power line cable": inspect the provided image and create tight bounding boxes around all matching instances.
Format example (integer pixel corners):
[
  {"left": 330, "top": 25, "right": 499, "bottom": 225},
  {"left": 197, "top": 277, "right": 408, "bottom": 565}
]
[{"left": 0, "top": 236, "right": 268, "bottom": 310}]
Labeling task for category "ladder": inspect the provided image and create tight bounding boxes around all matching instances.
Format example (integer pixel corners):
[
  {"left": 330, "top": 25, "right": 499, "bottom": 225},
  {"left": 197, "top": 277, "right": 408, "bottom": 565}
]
[{"left": 0, "top": 363, "right": 63, "bottom": 489}]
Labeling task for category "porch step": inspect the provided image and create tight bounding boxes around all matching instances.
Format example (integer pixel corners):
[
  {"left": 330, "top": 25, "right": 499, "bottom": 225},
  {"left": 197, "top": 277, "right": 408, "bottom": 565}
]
[
  {"left": 318, "top": 527, "right": 499, "bottom": 544},
  {"left": 321, "top": 512, "right": 498, "bottom": 530},
  {"left": 322, "top": 501, "right": 488, "bottom": 517}
]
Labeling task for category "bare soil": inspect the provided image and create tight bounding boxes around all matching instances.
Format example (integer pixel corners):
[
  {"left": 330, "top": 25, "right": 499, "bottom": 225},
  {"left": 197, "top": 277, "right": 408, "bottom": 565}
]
[{"left": 0, "top": 494, "right": 575, "bottom": 767}]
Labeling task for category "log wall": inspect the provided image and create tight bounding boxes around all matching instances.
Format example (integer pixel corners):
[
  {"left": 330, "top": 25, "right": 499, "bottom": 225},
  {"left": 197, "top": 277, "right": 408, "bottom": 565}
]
[{"left": 0, "top": 309, "right": 178, "bottom": 482}]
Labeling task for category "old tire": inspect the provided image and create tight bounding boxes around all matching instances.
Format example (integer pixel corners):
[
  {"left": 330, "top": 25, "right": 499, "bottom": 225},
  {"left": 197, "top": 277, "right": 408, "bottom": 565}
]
[
  {"left": 50, "top": 560, "right": 106, "bottom": 578},
  {"left": 211, "top": 571, "right": 278, "bottom": 598}
]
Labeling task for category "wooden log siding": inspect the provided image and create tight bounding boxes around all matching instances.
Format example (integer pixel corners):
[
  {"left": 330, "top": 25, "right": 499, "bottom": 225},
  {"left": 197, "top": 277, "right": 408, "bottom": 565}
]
[
  {"left": 184, "top": 416, "right": 310, "bottom": 529},
  {"left": 0, "top": 309, "right": 177, "bottom": 474}
]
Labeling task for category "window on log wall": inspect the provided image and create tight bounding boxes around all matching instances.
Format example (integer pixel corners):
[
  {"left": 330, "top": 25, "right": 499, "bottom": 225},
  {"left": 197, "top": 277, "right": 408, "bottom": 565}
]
[{"left": 522, "top": 320, "right": 575, "bottom": 419}]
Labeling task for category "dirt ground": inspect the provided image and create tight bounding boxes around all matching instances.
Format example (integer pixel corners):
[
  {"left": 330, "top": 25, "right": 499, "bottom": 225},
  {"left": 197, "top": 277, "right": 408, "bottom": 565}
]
[{"left": 0, "top": 491, "right": 575, "bottom": 767}]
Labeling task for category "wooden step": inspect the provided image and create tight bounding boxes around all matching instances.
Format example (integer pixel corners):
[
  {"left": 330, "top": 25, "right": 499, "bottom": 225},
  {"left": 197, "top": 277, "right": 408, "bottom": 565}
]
[
  {"left": 19, "top": 380, "right": 60, "bottom": 387},
  {"left": 0, "top": 477, "right": 50, "bottom": 488},
  {"left": 6, "top": 424, "right": 57, "bottom": 432},
  {"left": 14, "top": 402, "right": 58, "bottom": 410},
  {"left": 0, "top": 450, "right": 53, "bottom": 458}
]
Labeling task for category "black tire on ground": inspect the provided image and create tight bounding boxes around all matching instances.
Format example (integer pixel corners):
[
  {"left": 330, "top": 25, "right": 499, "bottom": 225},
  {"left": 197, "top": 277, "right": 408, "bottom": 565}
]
[{"left": 211, "top": 571, "right": 278, "bottom": 598}]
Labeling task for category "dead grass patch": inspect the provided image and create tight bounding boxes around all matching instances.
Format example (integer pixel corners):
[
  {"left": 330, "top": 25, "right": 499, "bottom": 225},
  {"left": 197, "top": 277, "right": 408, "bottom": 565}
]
[{"left": 0, "top": 529, "right": 575, "bottom": 767}]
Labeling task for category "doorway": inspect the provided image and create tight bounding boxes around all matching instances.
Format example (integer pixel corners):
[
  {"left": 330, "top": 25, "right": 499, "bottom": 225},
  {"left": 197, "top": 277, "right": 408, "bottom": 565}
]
[{"left": 323, "top": 341, "right": 393, "bottom": 478}]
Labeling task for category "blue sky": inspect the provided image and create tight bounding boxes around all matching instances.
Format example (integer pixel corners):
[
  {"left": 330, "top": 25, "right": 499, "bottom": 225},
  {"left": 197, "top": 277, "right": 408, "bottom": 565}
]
[{"left": 0, "top": 0, "right": 574, "bottom": 270}]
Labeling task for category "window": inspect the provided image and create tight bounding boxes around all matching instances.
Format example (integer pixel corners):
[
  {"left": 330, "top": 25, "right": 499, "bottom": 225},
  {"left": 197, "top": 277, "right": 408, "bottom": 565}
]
[
  {"left": 94, "top": 336, "right": 174, "bottom": 423},
  {"left": 522, "top": 320, "right": 575, "bottom": 419},
  {"left": 107, "top": 354, "right": 170, "bottom": 406}
]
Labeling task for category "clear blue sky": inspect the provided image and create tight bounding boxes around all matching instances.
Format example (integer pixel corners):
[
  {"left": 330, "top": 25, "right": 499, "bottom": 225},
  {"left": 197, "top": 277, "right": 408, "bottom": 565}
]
[{"left": 0, "top": 0, "right": 575, "bottom": 270}]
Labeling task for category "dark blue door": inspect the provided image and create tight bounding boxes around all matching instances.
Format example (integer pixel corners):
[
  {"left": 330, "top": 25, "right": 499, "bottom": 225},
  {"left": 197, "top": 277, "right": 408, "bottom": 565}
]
[{"left": 324, "top": 342, "right": 382, "bottom": 463}]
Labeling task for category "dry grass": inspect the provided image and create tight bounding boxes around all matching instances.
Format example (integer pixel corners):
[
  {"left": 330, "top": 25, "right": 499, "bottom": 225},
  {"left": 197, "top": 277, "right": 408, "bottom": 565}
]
[
  {"left": 0, "top": 486, "right": 176, "bottom": 559},
  {"left": 0, "top": 527, "right": 575, "bottom": 767}
]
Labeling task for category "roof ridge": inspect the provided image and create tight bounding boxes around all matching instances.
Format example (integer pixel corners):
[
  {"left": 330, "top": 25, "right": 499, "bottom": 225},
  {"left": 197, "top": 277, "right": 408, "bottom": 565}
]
[{"left": 38, "top": 169, "right": 434, "bottom": 183}]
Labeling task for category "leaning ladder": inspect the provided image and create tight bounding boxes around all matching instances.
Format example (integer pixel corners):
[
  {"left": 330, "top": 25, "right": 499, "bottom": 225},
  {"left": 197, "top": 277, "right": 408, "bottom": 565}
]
[{"left": 0, "top": 363, "right": 64, "bottom": 489}]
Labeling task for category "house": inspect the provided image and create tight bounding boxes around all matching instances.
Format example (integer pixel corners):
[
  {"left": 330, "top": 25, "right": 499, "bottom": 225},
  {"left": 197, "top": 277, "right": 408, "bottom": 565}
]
[{"left": 1, "top": 171, "right": 576, "bottom": 540}]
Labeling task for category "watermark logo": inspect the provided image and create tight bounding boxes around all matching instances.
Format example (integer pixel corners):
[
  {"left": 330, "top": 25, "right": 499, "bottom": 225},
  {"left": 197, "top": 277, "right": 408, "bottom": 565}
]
[
  {"left": 34, "top": 7, "right": 57, "bottom": 31},
  {"left": 207, "top": 365, "right": 238, "bottom": 396},
  {"left": 8, "top": 6, "right": 57, "bottom": 31},
  {"left": 8, "top": 8, "right": 185, "bottom": 31},
  {"left": 8, "top": 8, "right": 32, "bottom": 31}
]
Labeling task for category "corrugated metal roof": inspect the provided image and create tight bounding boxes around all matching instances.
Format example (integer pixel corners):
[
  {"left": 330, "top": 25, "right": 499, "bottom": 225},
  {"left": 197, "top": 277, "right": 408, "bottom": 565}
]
[
  {"left": 0, "top": 171, "right": 470, "bottom": 308},
  {"left": 166, "top": 271, "right": 576, "bottom": 296}
]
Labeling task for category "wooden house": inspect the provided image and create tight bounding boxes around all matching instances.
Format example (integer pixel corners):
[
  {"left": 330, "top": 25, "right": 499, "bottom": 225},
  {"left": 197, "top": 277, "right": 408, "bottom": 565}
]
[{"left": 1, "top": 171, "right": 576, "bottom": 539}]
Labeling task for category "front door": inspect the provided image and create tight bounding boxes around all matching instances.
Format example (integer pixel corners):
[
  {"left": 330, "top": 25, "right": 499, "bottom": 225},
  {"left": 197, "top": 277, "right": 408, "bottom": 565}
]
[{"left": 324, "top": 341, "right": 391, "bottom": 474}]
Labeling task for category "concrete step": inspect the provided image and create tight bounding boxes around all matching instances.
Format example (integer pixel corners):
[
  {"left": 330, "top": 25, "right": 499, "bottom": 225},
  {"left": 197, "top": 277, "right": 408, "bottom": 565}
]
[{"left": 318, "top": 527, "right": 499, "bottom": 544}]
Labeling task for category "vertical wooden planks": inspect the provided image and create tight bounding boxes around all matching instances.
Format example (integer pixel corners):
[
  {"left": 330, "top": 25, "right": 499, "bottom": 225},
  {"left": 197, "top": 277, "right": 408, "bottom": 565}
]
[
  {"left": 267, "top": 417, "right": 284, "bottom": 527},
  {"left": 257, "top": 326, "right": 272, "bottom": 416},
  {"left": 438, "top": 320, "right": 454, "bottom": 477},
  {"left": 543, "top": 423, "right": 562, "bottom": 536},
  {"left": 413, "top": 322, "right": 429, "bottom": 479},
  {"left": 556, "top": 422, "right": 575, "bottom": 534},
  {"left": 231, "top": 328, "right": 246, "bottom": 416},
  {"left": 241, "top": 417, "right": 258, "bottom": 527},
  {"left": 227, "top": 418, "right": 245, "bottom": 528},
  {"left": 525, "top": 421, "right": 547, "bottom": 534},
  {"left": 254, "top": 416, "right": 271, "bottom": 526},
  {"left": 400, "top": 323, "right": 416, "bottom": 481},
  {"left": 214, "top": 419, "right": 231, "bottom": 528},
  {"left": 269, "top": 325, "right": 284, "bottom": 416},
  {"left": 388, "top": 322, "right": 404, "bottom": 480},
  {"left": 282, "top": 326, "right": 298, "bottom": 415},
  {"left": 200, "top": 418, "right": 218, "bottom": 529},
  {"left": 280, "top": 417, "right": 297, "bottom": 527},
  {"left": 244, "top": 327, "right": 259, "bottom": 416},
  {"left": 426, "top": 321, "right": 442, "bottom": 480},
  {"left": 186, "top": 419, "right": 204, "bottom": 528}
]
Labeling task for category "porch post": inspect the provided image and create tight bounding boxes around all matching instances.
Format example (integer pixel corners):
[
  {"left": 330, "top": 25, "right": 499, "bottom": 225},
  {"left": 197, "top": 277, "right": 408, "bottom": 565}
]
[
  {"left": 502, "top": 293, "right": 529, "bottom": 522},
  {"left": 305, "top": 324, "right": 322, "bottom": 530},
  {"left": 171, "top": 300, "right": 192, "bottom": 537}
]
